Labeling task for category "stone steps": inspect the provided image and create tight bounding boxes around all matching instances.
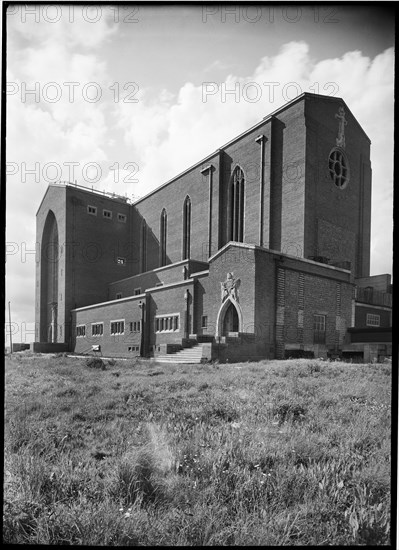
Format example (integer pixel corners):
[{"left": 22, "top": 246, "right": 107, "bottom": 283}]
[{"left": 155, "top": 344, "right": 204, "bottom": 364}]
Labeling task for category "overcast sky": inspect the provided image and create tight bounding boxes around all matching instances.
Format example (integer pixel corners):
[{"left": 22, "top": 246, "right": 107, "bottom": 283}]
[{"left": 5, "top": 3, "right": 394, "bottom": 344}]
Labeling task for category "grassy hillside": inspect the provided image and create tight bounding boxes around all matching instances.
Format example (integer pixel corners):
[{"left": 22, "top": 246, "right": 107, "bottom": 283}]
[{"left": 4, "top": 353, "right": 392, "bottom": 545}]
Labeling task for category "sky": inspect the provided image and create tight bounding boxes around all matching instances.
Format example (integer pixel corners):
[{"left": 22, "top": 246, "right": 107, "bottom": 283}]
[{"left": 5, "top": 3, "right": 395, "bottom": 344}]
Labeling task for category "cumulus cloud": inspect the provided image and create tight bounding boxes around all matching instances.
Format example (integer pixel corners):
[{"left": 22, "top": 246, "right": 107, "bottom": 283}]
[{"left": 7, "top": 4, "right": 118, "bottom": 49}]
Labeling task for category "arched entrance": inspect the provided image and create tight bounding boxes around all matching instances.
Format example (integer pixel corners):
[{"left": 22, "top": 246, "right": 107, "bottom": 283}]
[
  {"left": 215, "top": 297, "right": 243, "bottom": 338},
  {"left": 223, "top": 301, "right": 239, "bottom": 335},
  {"left": 40, "top": 211, "right": 59, "bottom": 342}
]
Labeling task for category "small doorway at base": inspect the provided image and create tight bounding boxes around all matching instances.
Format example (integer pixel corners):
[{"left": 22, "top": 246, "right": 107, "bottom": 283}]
[{"left": 222, "top": 301, "right": 239, "bottom": 335}]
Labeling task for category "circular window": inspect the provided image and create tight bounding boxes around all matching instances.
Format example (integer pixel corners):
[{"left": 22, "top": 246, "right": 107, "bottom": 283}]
[{"left": 328, "top": 148, "right": 350, "bottom": 189}]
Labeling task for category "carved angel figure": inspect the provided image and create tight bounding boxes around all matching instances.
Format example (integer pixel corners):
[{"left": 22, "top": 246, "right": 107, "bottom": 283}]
[{"left": 221, "top": 272, "right": 241, "bottom": 302}]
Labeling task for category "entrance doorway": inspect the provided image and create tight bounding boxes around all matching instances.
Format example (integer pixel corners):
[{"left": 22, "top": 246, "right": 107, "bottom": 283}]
[{"left": 222, "top": 301, "right": 239, "bottom": 335}]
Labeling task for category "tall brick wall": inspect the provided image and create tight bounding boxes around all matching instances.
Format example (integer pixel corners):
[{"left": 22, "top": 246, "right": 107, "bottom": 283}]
[
  {"left": 36, "top": 185, "right": 137, "bottom": 345},
  {"left": 64, "top": 187, "right": 135, "bottom": 311},
  {"left": 254, "top": 249, "right": 277, "bottom": 350},
  {"left": 304, "top": 94, "right": 371, "bottom": 277},
  {"left": 133, "top": 152, "right": 220, "bottom": 269},
  {"left": 36, "top": 186, "right": 67, "bottom": 342},
  {"left": 219, "top": 121, "right": 272, "bottom": 248},
  {"left": 277, "top": 101, "right": 307, "bottom": 256}
]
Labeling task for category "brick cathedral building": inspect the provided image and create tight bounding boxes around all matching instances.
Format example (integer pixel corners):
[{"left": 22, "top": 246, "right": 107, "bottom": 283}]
[{"left": 34, "top": 93, "right": 392, "bottom": 362}]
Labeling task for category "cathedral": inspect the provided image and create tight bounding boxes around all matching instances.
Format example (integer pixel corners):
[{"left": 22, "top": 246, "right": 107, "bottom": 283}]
[{"left": 34, "top": 93, "right": 392, "bottom": 362}]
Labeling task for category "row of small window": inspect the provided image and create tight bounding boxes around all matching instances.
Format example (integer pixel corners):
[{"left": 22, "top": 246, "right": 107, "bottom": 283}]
[
  {"left": 155, "top": 315, "right": 179, "bottom": 333},
  {"left": 76, "top": 320, "right": 141, "bottom": 337},
  {"left": 128, "top": 346, "right": 140, "bottom": 352},
  {"left": 87, "top": 205, "right": 127, "bottom": 222},
  {"left": 77, "top": 316, "right": 179, "bottom": 336}
]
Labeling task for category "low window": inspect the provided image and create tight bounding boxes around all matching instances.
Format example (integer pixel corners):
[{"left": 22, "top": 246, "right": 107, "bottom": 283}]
[
  {"left": 110, "top": 320, "right": 125, "bottom": 335},
  {"left": 87, "top": 205, "right": 97, "bottom": 215},
  {"left": 103, "top": 209, "right": 112, "bottom": 219},
  {"left": 76, "top": 325, "right": 86, "bottom": 337},
  {"left": 91, "top": 323, "right": 104, "bottom": 336},
  {"left": 366, "top": 313, "right": 380, "bottom": 327},
  {"left": 201, "top": 315, "right": 208, "bottom": 329},
  {"left": 117, "top": 213, "right": 127, "bottom": 223},
  {"left": 129, "top": 321, "right": 141, "bottom": 333},
  {"left": 117, "top": 257, "right": 126, "bottom": 265},
  {"left": 116, "top": 292, "right": 122, "bottom": 299},
  {"left": 134, "top": 288, "right": 141, "bottom": 295},
  {"left": 155, "top": 314, "right": 179, "bottom": 333},
  {"left": 313, "top": 314, "right": 326, "bottom": 344},
  {"left": 128, "top": 346, "right": 140, "bottom": 352}
]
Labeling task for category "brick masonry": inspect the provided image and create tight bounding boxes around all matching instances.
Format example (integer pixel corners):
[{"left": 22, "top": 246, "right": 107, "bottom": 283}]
[{"left": 35, "top": 93, "right": 390, "bottom": 360}]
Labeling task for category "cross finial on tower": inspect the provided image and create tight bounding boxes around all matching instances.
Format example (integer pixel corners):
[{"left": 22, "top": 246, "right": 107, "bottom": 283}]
[{"left": 335, "top": 106, "right": 347, "bottom": 148}]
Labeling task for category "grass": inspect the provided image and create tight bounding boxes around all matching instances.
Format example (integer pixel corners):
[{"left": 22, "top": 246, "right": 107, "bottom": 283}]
[{"left": 4, "top": 352, "right": 392, "bottom": 545}]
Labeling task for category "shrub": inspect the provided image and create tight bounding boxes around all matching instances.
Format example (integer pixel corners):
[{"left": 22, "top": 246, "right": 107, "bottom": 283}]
[
  {"left": 272, "top": 400, "right": 306, "bottom": 423},
  {"left": 86, "top": 358, "right": 106, "bottom": 370}
]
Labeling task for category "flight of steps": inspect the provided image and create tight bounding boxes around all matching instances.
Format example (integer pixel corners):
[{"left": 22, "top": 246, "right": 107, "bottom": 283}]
[{"left": 155, "top": 343, "right": 204, "bottom": 364}]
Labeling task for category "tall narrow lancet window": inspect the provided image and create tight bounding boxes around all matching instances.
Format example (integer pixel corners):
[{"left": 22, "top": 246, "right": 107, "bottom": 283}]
[
  {"left": 141, "top": 219, "right": 147, "bottom": 273},
  {"left": 182, "top": 196, "right": 191, "bottom": 260},
  {"left": 229, "top": 166, "right": 245, "bottom": 242},
  {"left": 160, "top": 208, "right": 167, "bottom": 266},
  {"left": 40, "top": 210, "right": 59, "bottom": 343}
]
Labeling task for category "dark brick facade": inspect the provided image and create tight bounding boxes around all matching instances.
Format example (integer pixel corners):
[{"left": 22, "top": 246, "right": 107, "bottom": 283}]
[{"left": 35, "top": 93, "right": 390, "bottom": 361}]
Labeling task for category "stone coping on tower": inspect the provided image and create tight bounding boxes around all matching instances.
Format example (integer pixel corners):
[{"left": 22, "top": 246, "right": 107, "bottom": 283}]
[
  {"left": 190, "top": 270, "right": 210, "bottom": 278},
  {"left": 71, "top": 278, "right": 195, "bottom": 312},
  {"left": 36, "top": 181, "right": 133, "bottom": 215},
  {"left": 71, "top": 293, "right": 145, "bottom": 312},
  {"left": 208, "top": 241, "right": 352, "bottom": 275},
  {"left": 108, "top": 259, "right": 208, "bottom": 286}
]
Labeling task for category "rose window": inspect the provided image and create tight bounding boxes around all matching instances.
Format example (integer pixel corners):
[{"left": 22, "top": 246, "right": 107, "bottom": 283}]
[{"left": 328, "top": 148, "right": 349, "bottom": 189}]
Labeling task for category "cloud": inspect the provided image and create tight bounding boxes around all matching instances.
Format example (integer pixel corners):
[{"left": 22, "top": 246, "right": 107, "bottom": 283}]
[
  {"left": 7, "top": 4, "right": 118, "bottom": 49},
  {"left": 6, "top": 14, "right": 115, "bottom": 341}
]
